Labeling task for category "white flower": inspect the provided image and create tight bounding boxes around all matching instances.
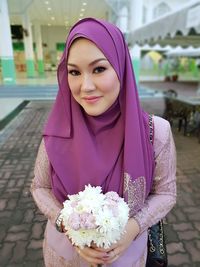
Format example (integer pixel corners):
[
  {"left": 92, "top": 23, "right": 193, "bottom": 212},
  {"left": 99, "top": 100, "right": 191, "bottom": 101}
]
[
  {"left": 78, "top": 185, "right": 105, "bottom": 212},
  {"left": 96, "top": 207, "right": 119, "bottom": 233},
  {"left": 61, "top": 184, "right": 129, "bottom": 249},
  {"left": 67, "top": 228, "right": 96, "bottom": 248},
  {"left": 117, "top": 201, "right": 130, "bottom": 227}
]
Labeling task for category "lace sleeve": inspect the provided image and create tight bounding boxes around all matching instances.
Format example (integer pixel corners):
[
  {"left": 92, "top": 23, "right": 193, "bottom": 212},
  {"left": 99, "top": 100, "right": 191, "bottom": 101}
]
[
  {"left": 134, "top": 117, "right": 177, "bottom": 233},
  {"left": 30, "top": 139, "right": 62, "bottom": 224}
]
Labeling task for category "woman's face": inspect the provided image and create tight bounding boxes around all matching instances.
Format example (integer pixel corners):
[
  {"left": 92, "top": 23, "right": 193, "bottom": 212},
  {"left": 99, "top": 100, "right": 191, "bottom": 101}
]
[{"left": 67, "top": 38, "right": 120, "bottom": 116}]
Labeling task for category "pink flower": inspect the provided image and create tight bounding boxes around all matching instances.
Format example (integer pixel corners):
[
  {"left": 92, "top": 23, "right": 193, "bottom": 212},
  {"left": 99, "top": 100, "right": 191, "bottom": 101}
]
[
  {"left": 68, "top": 212, "right": 81, "bottom": 230},
  {"left": 71, "top": 200, "right": 78, "bottom": 208},
  {"left": 80, "top": 212, "right": 96, "bottom": 229},
  {"left": 105, "top": 201, "right": 119, "bottom": 217},
  {"left": 105, "top": 191, "right": 120, "bottom": 202}
]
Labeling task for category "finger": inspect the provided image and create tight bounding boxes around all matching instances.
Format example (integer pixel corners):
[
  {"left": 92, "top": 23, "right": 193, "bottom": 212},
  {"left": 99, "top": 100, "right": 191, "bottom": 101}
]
[
  {"left": 104, "top": 251, "right": 120, "bottom": 264},
  {"left": 83, "top": 246, "right": 108, "bottom": 258},
  {"left": 91, "top": 246, "right": 109, "bottom": 253},
  {"left": 104, "top": 249, "right": 120, "bottom": 262},
  {"left": 75, "top": 247, "right": 107, "bottom": 264},
  {"left": 77, "top": 249, "right": 105, "bottom": 265},
  {"left": 90, "top": 243, "right": 110, "bottom": 252},
  {"left": 107, "top": 242, "right": 118, "bottom": 251},
  {"left": 93, "top": 243, "right": 118, "bottom": 253}
]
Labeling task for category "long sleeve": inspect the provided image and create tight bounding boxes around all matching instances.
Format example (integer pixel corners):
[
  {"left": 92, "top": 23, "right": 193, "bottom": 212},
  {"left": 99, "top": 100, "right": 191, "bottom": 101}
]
[
  {"left": 30, "top": 139, "right": 62, "bottom": 225},
  {"left": 133, "top": 116, "right": 177, "bottom": 233}
]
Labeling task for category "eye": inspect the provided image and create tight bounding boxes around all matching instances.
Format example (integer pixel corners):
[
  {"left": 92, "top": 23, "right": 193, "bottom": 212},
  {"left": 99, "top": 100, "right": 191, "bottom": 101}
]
[
  {"left": 93, "top": 66, "right": 106, "bottom": 74},
  {"left": 68, "top": 70, "right": 80, "bottom": 76}
]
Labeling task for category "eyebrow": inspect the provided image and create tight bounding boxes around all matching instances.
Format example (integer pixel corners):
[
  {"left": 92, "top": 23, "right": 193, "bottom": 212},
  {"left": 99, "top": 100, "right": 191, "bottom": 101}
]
[{"left": 67, "top": 58, "right": 108, "bottom": 67}]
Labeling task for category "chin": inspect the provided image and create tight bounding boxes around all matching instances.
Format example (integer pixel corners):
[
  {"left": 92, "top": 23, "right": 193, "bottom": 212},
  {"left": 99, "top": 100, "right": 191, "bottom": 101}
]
[
  {"left": 85, "top": 111, "right": 102, "bottom": 116},
  {"left": 84, "top": 108, "right": 105, "bottom": 117}
]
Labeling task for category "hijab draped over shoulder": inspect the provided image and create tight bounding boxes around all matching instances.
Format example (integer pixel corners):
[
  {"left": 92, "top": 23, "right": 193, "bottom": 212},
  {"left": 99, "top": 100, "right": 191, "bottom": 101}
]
[{"left": 43, "top": 18, "right": 155, "bottom": 215}]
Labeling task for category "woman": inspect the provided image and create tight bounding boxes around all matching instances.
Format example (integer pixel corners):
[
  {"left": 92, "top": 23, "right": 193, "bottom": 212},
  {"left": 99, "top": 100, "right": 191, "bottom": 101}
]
[{"left": 31, "top": 18, "right": 176, "bottom": 267}]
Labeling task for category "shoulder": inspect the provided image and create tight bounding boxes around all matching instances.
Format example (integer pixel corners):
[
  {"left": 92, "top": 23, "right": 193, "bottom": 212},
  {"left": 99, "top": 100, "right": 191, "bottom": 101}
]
[
  {"left": 153, "top": 115, "right": 171, "bottom": 154},
  {"left": 153, "top": 116, "right": 171, "bottom": 139},
  {"left": 36, "top": 138, "right": 49, "bottom": 164}
]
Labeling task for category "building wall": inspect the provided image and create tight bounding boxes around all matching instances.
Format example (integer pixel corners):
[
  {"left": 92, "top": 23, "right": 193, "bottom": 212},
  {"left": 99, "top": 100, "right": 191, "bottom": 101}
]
[
  {"left": 40, "top": 25, "right": 68, "bottom": 52},
  {"left": 34, "top": 25, "right": 68, "bottom": 66},
  {"left": 143, "top": 0, "right": 191, "bottom": 23}
]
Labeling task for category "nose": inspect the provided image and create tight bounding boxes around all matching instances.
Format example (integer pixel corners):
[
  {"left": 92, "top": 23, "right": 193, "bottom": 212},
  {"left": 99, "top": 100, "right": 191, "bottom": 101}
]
[{"left": 81, "top": 74, "right": 95, "bottom": 92}]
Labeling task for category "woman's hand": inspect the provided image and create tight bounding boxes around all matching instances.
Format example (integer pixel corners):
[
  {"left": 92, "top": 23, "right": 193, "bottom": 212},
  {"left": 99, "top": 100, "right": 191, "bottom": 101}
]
[
  {"left": 74, "top": 245, "right": 109, "bottom": 266},
  {"left": 93, "top": 218, "right": 140, "bottom": 264},
  {"left": 65, "top": 228, "right": 108, "bottom": 265}
]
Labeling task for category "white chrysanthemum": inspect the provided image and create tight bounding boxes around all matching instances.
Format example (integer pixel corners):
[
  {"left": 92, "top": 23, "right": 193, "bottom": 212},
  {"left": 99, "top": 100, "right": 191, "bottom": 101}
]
[
  {"left": 95, "top": 207, "right": 119, "bottom": 233},
  {"left": 94, "top": 228, "right": 121, "bottom": 248},
  {"left": 73, "top": 201, "right": 88, "bottom": 213},
  {"left": 61, "top": 201, "right": 73, "bottom": 217},
  {"left": 79, "top": 184, "right": 102, "bottom": 199},
  {"left": 94, "top": 233, "right": 113, "bottom": 248},
  {"left": 78, "top": 185, "right": 105, "bottom": 212},
  {"left": 68, "top": 193, "right": 80, "bottom": 202},
  {"left": 117, "top": 200, "right": 129, "bottom": 227},
  {"left": 67, "top": 228, "right": 96, "bottom": 249}
]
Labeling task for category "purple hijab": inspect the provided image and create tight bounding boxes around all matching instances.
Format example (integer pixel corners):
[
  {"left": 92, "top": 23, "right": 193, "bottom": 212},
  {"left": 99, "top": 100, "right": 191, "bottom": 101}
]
[{"left": 43, "top": 18, "right": 154, "bottom": 205}]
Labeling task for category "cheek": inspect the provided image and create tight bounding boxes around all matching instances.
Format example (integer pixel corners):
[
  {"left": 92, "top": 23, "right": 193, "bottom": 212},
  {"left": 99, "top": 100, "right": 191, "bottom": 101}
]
[
  {"left": 68, "top": 77, "right": 80, "bottom": 96},
  {"left": 99, "top": 72, "right": 120, "bottom": 93}
]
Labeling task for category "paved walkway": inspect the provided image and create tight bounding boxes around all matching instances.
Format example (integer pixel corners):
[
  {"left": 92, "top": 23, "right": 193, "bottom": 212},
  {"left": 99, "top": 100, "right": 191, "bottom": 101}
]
[
  {"left": 0, "top": 97, "right": 200, "bottom": 266},
  {"left": 0, "top": 101, "right": 51, "bottom": 267}
]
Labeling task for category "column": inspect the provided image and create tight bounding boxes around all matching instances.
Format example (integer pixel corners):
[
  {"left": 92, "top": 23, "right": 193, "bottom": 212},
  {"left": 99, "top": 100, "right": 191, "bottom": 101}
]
[
  {"left": 129, "top": 0, "right": 143, "bottom": 30},
  {"left": 130, "top": 45, "right": 141, "bottom": 85},
  {"left": 22, "top": 13, "right": 36, "bottom": 77},
  {"left": 0, "top": 0, "right": 16, "bottom": 84},
  {"left": 117, "top": 6, "right": 128, "bottom": 37},
  {"left": 34, "top": 22, "right": 45, "bottom": 76},
  {"left": 146, "top": 0, "right": 153, "bottom": 23},
  {"left": 128, "top": 0, "right": 143, "bottom": 84}
]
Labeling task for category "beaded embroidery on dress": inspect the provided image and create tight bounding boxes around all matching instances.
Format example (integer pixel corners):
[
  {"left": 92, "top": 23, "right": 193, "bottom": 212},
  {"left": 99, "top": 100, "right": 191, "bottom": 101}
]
[{"left": 124, "top": 173, "right": 146, "bottom": 217}]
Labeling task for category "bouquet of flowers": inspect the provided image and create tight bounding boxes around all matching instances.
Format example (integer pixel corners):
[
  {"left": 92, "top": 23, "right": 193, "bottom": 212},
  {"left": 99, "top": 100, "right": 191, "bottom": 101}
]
[{"left": 60, "top": 184, "right": 129, "bottom": 249}]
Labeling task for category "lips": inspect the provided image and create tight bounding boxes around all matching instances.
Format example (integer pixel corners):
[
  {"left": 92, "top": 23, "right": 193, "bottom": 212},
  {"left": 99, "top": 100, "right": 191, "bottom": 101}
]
[{"left": 82, "top": 96, "right": 102, "bottom": 103}]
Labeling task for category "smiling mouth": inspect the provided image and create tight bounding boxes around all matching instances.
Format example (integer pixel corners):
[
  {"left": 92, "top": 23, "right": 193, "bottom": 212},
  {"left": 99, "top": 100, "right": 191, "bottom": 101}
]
[{"left": 82, "top": 96, "right": 102, "bottom": 103}]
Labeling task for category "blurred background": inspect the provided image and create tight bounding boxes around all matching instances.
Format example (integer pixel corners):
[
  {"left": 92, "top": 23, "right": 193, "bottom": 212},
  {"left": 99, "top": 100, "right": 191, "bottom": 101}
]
[
  {"left": 0, "top": 0, "right": 200, "bottom": 86},
  {"left": 0, "top": 1, "right": 200, "bottom": 266}
]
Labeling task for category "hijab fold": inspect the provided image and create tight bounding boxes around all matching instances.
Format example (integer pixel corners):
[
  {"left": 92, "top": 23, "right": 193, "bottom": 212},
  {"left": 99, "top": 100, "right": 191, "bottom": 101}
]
[{"left": 43, "top": 18, "right": 154, "bottom": 204}]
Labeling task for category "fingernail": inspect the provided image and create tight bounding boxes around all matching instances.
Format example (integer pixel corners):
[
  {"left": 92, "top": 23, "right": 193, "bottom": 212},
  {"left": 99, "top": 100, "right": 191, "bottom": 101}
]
[{"left": 103, "top": 255, "right": 109, "bottom": 258}]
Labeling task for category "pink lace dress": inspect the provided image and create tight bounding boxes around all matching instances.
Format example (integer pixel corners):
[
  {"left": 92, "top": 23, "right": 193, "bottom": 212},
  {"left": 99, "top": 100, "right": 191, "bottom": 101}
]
[{"left": 31, "top": 116, "right": 176, "bottom": 267}]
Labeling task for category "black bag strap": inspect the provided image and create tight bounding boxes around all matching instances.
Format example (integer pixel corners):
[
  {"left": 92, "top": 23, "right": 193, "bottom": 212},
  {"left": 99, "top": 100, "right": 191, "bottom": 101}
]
[
  {"left": 146, "top": 115, "right": 168, "bottom": 267},
  {"left": 149, "top": 114, "right": 154, "bottom": 145}
]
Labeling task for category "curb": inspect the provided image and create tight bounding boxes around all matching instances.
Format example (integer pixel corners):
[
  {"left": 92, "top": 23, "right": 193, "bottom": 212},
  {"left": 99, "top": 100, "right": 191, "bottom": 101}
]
[{"left": 0, "top": 100, "right": 30, "bottom": 130}]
